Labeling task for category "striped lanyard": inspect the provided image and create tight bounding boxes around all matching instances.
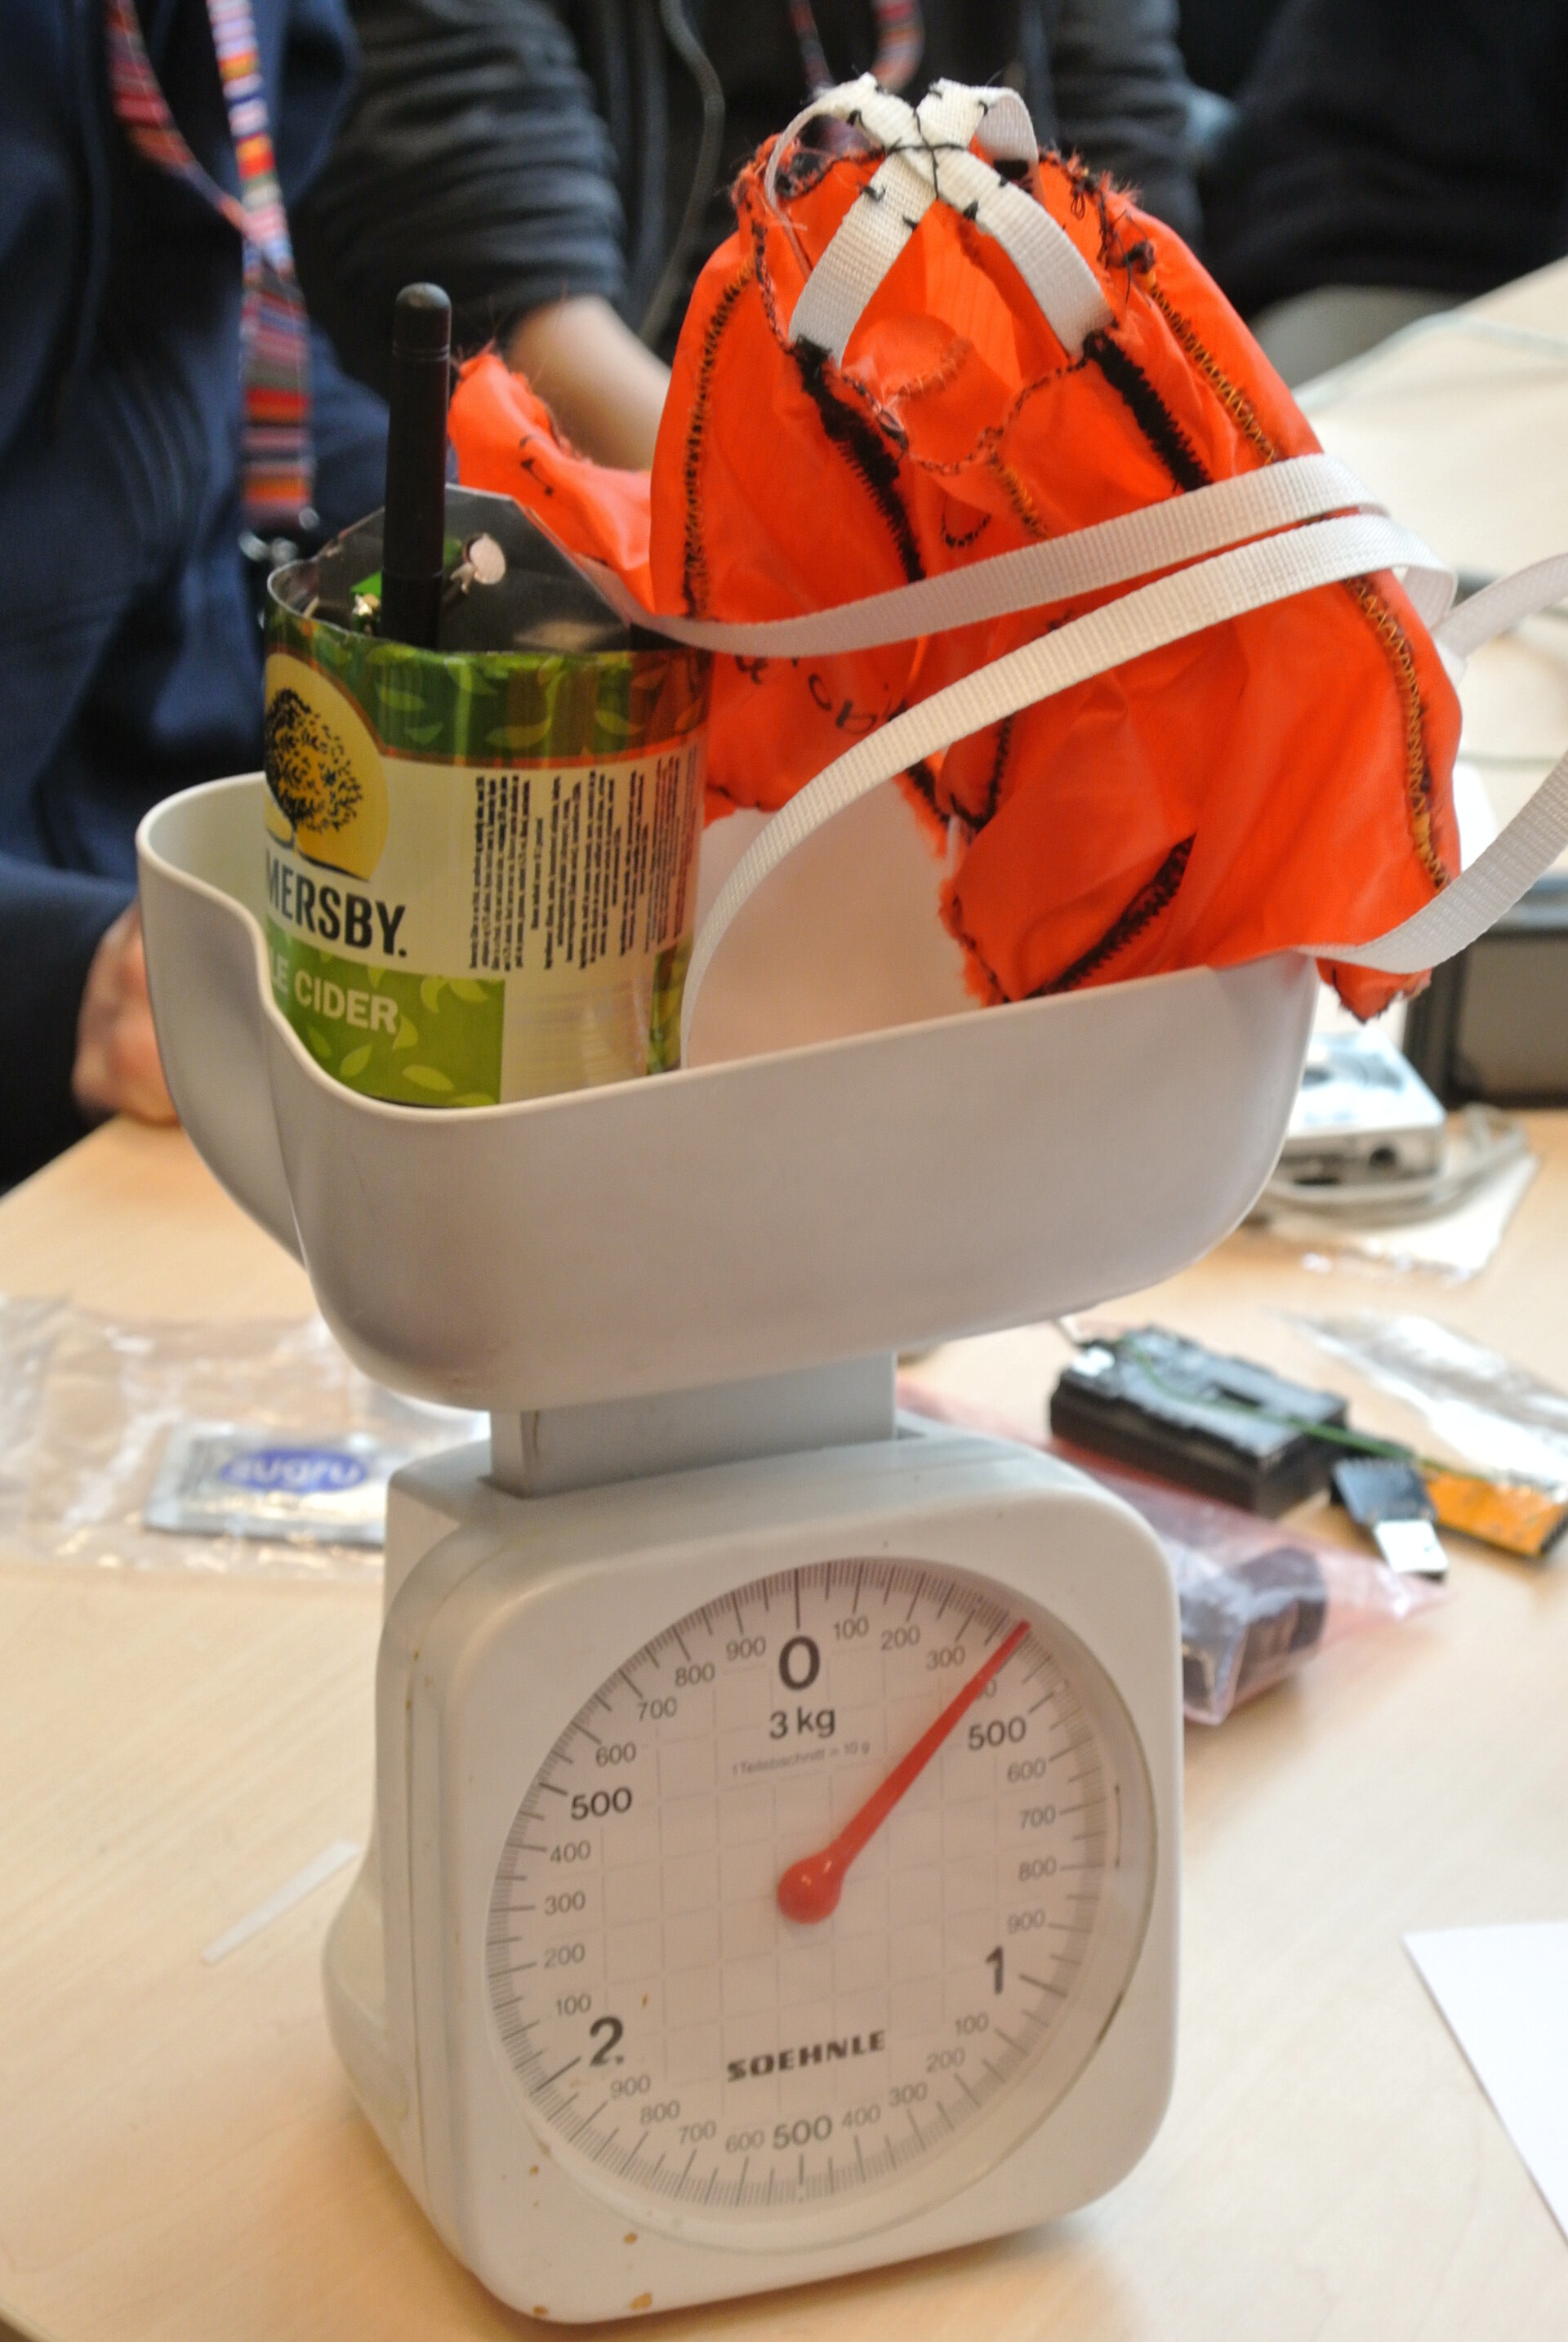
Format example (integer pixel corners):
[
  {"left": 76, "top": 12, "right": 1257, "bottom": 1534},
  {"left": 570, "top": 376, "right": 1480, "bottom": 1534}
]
[
  {"left": 105, "top": 0, "right": 314, "bottom": 532},
  {"left": 787, "top": 0, "right": 924, "bottom": 96}
]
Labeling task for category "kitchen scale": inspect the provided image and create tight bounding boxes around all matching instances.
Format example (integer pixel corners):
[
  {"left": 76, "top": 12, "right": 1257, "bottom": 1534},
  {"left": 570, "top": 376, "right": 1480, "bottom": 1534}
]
[{"left": 138, "top": 773, "right": 1316, "bottom": 2320}]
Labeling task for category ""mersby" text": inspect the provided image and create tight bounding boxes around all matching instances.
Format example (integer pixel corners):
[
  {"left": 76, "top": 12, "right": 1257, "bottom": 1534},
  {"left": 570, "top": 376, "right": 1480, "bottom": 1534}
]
[{"left": 267, "top": 851, "right": 408, "bottom": 955}]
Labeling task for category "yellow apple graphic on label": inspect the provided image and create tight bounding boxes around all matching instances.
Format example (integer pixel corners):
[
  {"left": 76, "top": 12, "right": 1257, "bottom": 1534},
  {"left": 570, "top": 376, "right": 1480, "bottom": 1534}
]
[{"left": 263, "top": 652, "right": 389, "bottom": 879}]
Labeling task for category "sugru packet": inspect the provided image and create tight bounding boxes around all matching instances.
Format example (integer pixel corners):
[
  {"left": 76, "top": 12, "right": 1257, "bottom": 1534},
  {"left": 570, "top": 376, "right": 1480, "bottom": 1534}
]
[
  {"left": 262, "top": 488, "right": 710, "bottom": 1106},
  {"left": 145, "top": 1424, "right": 412, "bottom": 1547}
]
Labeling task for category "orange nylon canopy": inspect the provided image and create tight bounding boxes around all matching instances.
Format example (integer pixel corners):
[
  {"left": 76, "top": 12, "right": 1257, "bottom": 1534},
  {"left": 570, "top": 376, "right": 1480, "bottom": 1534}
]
[{"left": 451, "top": 108, "right": 1460, "bottom": 1021}]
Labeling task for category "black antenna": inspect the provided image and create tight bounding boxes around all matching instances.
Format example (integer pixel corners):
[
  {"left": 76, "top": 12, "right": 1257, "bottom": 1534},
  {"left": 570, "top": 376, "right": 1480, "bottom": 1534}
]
[{"left": 380, "top": 284, "right": 452, "bottom": 646}]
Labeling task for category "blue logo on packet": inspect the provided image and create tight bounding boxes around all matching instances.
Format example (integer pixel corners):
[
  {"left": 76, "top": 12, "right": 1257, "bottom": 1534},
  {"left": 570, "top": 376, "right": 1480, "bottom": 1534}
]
[{"left": 218, "top": 1445, "right": 369, "bottom": 1495}]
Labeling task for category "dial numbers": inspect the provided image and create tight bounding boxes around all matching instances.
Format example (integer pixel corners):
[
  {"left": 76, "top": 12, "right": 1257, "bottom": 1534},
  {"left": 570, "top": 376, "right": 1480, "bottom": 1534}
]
[{"left": 485, "top": 1559, "right": 1152, "bottom": 2228}]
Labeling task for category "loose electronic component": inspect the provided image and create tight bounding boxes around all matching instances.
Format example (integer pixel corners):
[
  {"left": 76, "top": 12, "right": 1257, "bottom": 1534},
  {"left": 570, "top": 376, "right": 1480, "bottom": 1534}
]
[
  {"left": 1420, "top": 1468, "right": 1568, "bottom": 1559},
  {"left": 1333, "top": 1455, "right": 1448, "bottom": 1578},
  {"left": 1049, "top": 1329, "right": 1349, "bottom": 1515}
]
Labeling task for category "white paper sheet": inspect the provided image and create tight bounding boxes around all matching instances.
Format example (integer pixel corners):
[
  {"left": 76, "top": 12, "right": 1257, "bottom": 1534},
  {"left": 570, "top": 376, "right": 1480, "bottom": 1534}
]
[{"left": 1406, "top": 1922, "right": 1568, "bottom": 2241}]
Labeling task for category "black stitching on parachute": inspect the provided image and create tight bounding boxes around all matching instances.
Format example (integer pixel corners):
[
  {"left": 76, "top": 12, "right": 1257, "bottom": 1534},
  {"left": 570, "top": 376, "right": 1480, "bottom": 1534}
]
[
  {"left": 681, "top": 260, "right": 753, "bottom": 613},
  {"left": 939, "top": 505, "right": 991, "bottom": 550},
  {"left": 978, "top": 715, "right": 1013, "bottom": 827},
  {"left": 793, "top": 340, "right": 924, "bottom": 582},
  {"left": 747, "top": 211, "right": 786, "bottom": 342},
  {"left": 1033, "top": 836, "right": 1195, "bottom": 995},
  {"left": 773, "top": 114, "right": 883, "bottom": 201},
  {"left": 902, "top": 757, "right": 942, "bottom": 816},
  {"left": 1082, "top": 332, "right": 1209, "bottom": 493}
]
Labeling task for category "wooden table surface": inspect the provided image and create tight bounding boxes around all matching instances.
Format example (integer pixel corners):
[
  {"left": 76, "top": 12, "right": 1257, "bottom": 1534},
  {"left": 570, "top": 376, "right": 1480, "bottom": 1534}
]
[
  {"left": 4, "top": 1115, "right": 1568, "bottom": 2342},
  {"left": 6, "top": 261, "right": 1568, "bottom": 2342}
]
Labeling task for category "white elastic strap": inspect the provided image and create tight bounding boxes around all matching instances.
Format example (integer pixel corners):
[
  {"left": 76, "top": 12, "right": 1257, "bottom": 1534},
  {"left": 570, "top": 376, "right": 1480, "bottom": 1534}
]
[
  {"left": 584, "top": 454, "right": 1410, "bottom": 656},
  {"left": 680, "top": 510, "right": 1431, "bottom": 1058},
  {"left": 786, "top": 81, "right": 1111, "bottom": 361}
]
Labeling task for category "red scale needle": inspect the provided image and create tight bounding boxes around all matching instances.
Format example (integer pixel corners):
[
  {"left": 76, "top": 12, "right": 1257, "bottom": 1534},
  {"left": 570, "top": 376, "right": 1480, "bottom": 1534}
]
[{"left": 776, "top": 1618, "right": 1031, "bottom": 1925}]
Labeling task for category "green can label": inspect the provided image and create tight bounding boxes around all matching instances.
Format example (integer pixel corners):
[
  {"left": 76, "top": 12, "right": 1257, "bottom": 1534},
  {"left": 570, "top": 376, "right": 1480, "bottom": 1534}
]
[{"left": 262, "top": 609, "right": 708, "bottom": 1105}]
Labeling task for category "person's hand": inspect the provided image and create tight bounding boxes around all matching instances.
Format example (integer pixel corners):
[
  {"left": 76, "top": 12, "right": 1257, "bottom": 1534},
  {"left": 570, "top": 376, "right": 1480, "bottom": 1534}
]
[
  {"left": 506, "top": 295, "right": 670, "bottom": 470},
  {"left": 72, "top": 902, "right": 177, "bottom": 1127}
]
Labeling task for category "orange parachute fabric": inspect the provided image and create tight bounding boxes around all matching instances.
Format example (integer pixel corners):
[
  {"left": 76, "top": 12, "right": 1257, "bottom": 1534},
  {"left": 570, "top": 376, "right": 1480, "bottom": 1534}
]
[{"left": 451, "top": 91, "right": 1460, "bottom": 1020}]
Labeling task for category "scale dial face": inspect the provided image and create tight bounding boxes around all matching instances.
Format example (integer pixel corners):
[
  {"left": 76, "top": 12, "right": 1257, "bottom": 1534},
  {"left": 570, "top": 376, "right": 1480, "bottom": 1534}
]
[{"left": 484, "top": 1557, "right": 1155, "bottom": 2245}]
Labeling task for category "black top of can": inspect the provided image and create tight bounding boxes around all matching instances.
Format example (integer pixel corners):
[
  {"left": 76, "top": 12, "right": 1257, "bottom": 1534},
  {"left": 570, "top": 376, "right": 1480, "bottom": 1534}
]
[{"left": 393, "top": 284, "right": 452, "bottom": 360}]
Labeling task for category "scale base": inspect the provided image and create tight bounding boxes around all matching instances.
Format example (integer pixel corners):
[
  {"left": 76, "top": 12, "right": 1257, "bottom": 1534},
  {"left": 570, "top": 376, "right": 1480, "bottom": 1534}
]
[{"left": 324, "top": 1409, "right": 1180, "bottom": 2321}]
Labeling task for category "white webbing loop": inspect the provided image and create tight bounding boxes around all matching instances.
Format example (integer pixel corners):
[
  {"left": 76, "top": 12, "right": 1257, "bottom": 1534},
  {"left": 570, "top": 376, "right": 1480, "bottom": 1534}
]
[
  {"left": 773, "top": 78, "right": 1113, "bottom": 363},
  {"left": 951, "top": 80, "right": 1038, "bottom": 167},
  {"left": 1312, "top": 746, "right": 1568, "bottom": 973},
  {"left": 1310, "top": 554, "right": 1568, "bottom": 973},
  {"left": 1434, "top": 548, "right": 1568, "bottom": 660},
  {"left": 679, "top": 510, "right": 1441, "bottom": 1059},
  {"left": 584, "top": 453, "right": 1417, "bottom": 654}
]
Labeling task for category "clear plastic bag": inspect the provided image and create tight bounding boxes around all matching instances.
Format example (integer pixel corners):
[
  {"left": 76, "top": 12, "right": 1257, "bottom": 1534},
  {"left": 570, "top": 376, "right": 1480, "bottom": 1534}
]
[
  {"left": 1293, "top": 1312, "right": 1568, "bottom": 1491},
  {"left": 0, "top": 1297, "right": 485, "bottom": 1581},
  {"left": 898, "top": 1376, "right": 1439, "bottom": 1722},
  {"left": 1059, "top": 1449, "right": 1441, "bottom": 1723}
]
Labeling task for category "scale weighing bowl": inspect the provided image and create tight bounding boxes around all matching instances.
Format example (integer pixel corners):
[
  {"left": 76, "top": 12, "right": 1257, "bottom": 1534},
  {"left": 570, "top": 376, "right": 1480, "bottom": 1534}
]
[{"left": 137, "top": 776, "right": 1314, "bottom": 1414}]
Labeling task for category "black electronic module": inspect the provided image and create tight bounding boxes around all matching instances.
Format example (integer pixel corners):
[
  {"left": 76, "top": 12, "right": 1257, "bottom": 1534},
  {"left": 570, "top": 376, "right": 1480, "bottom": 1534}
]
[{"left": 1049, "top": 1327, "right": 1349, "bottom": 1515}]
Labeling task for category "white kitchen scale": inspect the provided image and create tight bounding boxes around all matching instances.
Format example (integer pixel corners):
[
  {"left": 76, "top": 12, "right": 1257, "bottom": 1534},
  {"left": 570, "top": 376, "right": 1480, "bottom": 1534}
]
[{"left": 139, "top": 773, "right": 1316, "bottom": 2321}]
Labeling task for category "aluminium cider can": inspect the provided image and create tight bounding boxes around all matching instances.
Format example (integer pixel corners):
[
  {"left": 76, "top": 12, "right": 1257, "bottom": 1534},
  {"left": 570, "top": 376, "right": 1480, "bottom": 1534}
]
[{"left": 262, "top": 488, "right": 710, "bottom": 1106}]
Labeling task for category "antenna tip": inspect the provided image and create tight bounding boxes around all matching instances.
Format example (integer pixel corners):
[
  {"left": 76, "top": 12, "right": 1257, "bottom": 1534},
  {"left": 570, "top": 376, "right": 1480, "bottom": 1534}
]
[{"left": 393, "top": 283, "right": 452, "bottom": 358}]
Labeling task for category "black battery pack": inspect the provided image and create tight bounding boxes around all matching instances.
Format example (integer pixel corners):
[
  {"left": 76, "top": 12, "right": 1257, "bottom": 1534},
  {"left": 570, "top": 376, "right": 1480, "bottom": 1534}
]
[{"left": 1049, "top": 1327, "right": 1348, "bottom": 1515}]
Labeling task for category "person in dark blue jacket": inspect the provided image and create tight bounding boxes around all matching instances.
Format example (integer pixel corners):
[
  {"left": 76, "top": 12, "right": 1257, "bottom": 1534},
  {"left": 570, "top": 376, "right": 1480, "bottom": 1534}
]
[{"left": 1, "top": 0, "right": 387, "bottom": 1190}]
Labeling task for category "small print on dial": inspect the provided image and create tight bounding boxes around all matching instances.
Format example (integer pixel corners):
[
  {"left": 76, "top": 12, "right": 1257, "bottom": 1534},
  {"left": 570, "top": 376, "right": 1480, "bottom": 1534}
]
[{"left": 486, "top": 1557, "right": 1139, "bottom": 2219}]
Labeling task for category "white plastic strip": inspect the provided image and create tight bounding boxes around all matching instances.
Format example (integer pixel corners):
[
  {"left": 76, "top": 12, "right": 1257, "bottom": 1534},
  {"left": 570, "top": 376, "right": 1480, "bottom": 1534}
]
[
  {"left": 936, "top": 151, "right": 1113, "bottom": 357},
  {"left": 1314, "top": 746, "right": 1568, "bottom": 972},
  {"left": 789, "top": 149, "right": 937, "bottom": 358},
  {"left": 953, "top": 79, "right": 1037, "bottom": 166},
  {"left": 761, "top": 75, "right": 910, "bottom": 215},
  {"left": 587, "top": 454, "right": 1396, "bottom": 656},
  {"left": 1311, "top": 551, "right": 1568, "bottom": 971},
  {"left": 200, "top": 1838, "right": 360, "bottom": 1964},
  {"left": 1436, "top": 549, "right": 1568, "bottom": 660},
  {"left": 786, "top": 84, "right": 981, "bottom": 359},
  {"left": 680, "top": 510, "right": 1431, "bottom": 1057},
  {"left": 782, "top": 79, "right": 1111, "bottom": 362}
]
